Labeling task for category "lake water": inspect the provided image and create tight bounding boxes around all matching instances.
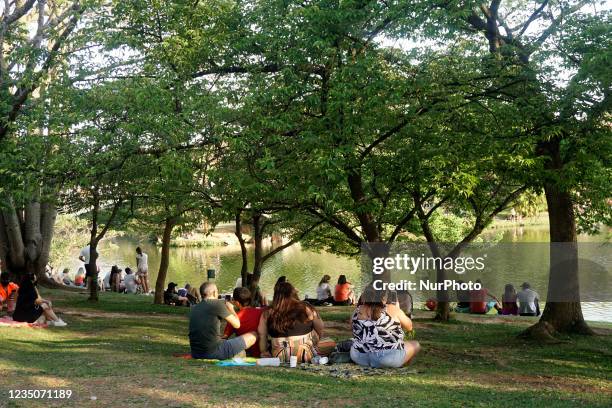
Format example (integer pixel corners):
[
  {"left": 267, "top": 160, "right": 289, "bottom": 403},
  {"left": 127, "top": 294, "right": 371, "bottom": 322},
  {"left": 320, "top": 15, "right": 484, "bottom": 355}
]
[{"left": 68, "top": 224, "right": 611, "bottom": 322}]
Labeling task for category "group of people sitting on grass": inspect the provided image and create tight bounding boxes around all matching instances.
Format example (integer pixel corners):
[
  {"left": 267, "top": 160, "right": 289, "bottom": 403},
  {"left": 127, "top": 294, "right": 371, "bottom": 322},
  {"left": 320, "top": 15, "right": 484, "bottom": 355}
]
[
  {"left": 163, "top": 282, "right": 202, "bottom": 306},
  {"left": 304, "top": 274, "right": 357, "bottom": 306},
  {"left": 450, "top": 280, "right": 540, "bottom": 316},
  {"left": 188, "top": 279, "right": 420, "bottom": 368},
  {"left": 0, "top": 272, "right": 67, "bottom": 327}
]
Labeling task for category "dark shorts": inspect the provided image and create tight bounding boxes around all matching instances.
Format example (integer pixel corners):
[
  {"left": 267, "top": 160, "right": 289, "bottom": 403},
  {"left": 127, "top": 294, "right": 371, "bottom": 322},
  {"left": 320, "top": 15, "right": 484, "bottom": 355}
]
[
  {"left": 192, "top": 336, "right": 247, "bottom": 360},
  {"left": 13, "top": 305, "right": 44, "bottom": 324}
]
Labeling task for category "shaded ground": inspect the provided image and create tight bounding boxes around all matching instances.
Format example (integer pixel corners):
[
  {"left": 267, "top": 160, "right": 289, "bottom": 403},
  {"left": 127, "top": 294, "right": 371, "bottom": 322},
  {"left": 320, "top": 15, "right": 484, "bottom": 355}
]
[{"left": 0, "top": 290, "right": 610, "bottom": 407}]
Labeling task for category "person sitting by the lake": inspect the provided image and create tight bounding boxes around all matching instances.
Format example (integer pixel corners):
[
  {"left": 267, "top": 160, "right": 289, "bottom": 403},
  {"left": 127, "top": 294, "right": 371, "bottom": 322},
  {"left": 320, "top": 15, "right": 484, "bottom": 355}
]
[
  {"left": 60, "top": 268, "right": 72, "bottom": 286},
  {"left": 45, "top": 264, "right": 53, "bottom": 280},
  {"left": 178, "top": 283, "right": 191, "bottom": 298},
  {"left": 305, "top": 274, "right": 334, "bottom": 306},
  {"left": 190, "top": 282, "right": 257, "bottom": 359},
  {"left": 136, "top": 247, "right": 150, "bottom": 294},
  {"left": 258, "top": 282, "right": 323, "bottom": 363},
  {"left": 246, "top": 273, "right": 267, "bottom": 307},
  {"left": 109, "top": 265, "right": 122, "bottom": 292},
  {"left": 316, "top": 274, "right": 333, "bottom": 304},
  {"left": 123, "top": 267, "right": 139, "bottom": 294},
  {"left": 13, "top": 273, "right": 67, "bottom": 327},
  {"left": 470, "top": 280, "right": 502, "bottom": 314},
  {"left": 164, "top": 282, "right": 189, "bottom": 306},
  {"left": 517, "top": 282, "right": 540, "bottom": 316},
  {"left": 55, "top": 270, "right": 64, "bottom": 285},
  {"left": 102, "top": 268, "right": 112, "bottom": 291},
  {"left": 0, "top": 272, "right": 19, "bottom": 316},
  {"left": 222, "top": 287, "right": 264, "bottom": 357},
  {"left": 350, "top": 284, "right": 420, "bottom": 368},
  {"left": 333, "top": 275, "right": 356, "bottom": 306},
  {"left": 74, "top": 267, "right": 85, "bottom": 287},
  {"left": 187, "top": 286, "right": 201, "bottom": 305},
  {"left": 501, "top": 284, "right": 518, "bottom": 315},
  {"left": 454, "top": 280, "right": 471, "bottom": 313}
]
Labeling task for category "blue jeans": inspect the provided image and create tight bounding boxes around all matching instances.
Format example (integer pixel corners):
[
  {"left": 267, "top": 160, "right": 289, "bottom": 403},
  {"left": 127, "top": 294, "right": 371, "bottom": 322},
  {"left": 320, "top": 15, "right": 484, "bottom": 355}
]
[{"left": 350, "top": 347, "right": 406, "bottom": 368}]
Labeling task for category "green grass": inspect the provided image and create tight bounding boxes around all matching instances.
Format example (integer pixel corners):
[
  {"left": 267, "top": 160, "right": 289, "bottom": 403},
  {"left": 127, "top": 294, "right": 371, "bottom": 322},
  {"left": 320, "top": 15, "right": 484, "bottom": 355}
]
[{"left": 0, "top": 289, "right": 610, "bottom": 407}]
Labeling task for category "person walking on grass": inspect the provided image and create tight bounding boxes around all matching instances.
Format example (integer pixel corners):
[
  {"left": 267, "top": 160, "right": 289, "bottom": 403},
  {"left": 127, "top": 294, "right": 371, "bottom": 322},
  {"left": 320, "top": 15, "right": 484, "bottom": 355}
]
[
  {"left": 135, "top": 247, "right": 150, "bottom": 294},
  {"left": 189, "top": 282, "right": 256, "bottom": 359}
]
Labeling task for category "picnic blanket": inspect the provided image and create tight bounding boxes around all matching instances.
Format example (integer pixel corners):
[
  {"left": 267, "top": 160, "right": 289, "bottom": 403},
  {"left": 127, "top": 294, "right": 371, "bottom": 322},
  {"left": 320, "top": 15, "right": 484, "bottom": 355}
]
[{"left": 0, "top": 316, "right": 47, "bottom": 328}]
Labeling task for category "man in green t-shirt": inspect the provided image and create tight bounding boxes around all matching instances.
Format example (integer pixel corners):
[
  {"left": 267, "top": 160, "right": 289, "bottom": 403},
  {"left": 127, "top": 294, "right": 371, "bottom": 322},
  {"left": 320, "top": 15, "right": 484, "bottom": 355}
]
[{"left": 189, "top": 282, "right": 257, "bottom": 359}]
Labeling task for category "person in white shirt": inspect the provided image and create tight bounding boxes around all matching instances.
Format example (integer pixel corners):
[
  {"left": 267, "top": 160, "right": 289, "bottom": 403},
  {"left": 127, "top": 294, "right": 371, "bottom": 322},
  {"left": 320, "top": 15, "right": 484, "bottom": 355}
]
[
  {"left": 136, "top": 247, "right": 150, "bottom": 294},
  {"left": 79, "top": 245, "right": 91, "bottom": 264},
  {"left": 316, "top": 274, "right": 333, "bottom": 302},
  {"left": 103, "top": 269, "right": 112, "bottom": 291},
  {"left": 517, "top": 282, "right": 540, "bottom": 316},
  {"left": 123, "top": 267, "right": 139, "bottom": 294}
]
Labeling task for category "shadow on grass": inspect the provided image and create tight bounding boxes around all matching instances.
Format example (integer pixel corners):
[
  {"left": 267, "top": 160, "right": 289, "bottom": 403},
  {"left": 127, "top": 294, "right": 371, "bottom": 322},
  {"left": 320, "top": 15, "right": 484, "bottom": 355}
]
[{"left": 2, "top": 299, "right": 610, "bottom": 407}]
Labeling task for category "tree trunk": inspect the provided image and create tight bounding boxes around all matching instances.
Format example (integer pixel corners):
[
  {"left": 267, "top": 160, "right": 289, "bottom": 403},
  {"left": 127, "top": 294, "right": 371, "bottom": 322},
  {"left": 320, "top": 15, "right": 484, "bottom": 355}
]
[
  {"left": 0, "top": 194, "right": 69, "bottom": 288},
  {"left": 88, "top": 242, "right": 99, "bottom": 301},
  {"left": 235, "top": 210, "right": 248, "bottom": 287},
  {"left": 251, "top": 213, "right": 264, "bottom": 285},
  {"left": 522, "top": 140, "right": 592, "bottom": 339},
  {"left": 154, "top": 217, "right": 176, "bottom": 304},
  {"left": 522, "top": 185, "right": 592, "bottom": 337},
  {"left": 417, "top": 213, "right": 450, "bottom": 322}
]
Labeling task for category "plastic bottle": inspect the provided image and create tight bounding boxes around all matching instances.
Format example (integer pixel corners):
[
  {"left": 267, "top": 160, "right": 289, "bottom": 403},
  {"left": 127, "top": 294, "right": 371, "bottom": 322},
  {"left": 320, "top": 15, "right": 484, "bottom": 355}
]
[{"left": 256, "top": 358, "right": 281, "bottom": 367}]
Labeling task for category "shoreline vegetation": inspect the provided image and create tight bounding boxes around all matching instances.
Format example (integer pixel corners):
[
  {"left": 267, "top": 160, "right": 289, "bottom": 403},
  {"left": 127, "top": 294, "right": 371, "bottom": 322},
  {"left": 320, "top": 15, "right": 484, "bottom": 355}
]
[
  {"left": 1, "top": 289, "right": 610, "bottom": 408},
  {"left": 51, "top": 211, "right": 552, "bottom": 265},
  {"left": 137, "top": 212, "right": 553, "bottom": 250}
]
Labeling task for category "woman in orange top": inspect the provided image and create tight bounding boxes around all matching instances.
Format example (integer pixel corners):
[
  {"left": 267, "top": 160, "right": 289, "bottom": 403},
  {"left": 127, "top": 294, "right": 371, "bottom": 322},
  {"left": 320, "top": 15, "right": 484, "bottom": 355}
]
[
  {"left": 333, "top": 275, "right": 356, "bottom": 305},
  {"left": 0, "top": 272, "right": 19, "bottom": 315}
]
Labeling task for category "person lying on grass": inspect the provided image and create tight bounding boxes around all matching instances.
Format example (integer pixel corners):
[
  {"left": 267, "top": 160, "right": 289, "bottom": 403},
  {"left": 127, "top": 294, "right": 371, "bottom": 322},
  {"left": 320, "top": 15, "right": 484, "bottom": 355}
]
[
  {"left": 222, "top": 287, "right": 264, "bottom": 357},
  {"left": 189, "top": 282, "right": 256, "bottom": 359},
  {"left": 12, "top": 273, "right": 67, "bottom": 327},
  {"left": 350, "top": 284, "right": 419, "bottom": 368},
  {"left": 258, "top": 282, "right": 323, "bottom": 363}
]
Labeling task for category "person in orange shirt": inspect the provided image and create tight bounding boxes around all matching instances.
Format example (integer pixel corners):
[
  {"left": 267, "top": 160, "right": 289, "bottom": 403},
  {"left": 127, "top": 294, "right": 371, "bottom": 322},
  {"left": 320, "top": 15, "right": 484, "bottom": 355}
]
[
  {"left": 0, "top": 272, "right": 19, "bottom": 316},
  {"left": 333, "top": 275, "right": 356, "bottom": 306}
]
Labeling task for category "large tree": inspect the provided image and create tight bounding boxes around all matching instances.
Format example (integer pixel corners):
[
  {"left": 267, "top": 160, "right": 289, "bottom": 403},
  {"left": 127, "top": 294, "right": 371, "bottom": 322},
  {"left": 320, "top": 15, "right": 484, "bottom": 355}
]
[
  {"left": 0, "top": 0, "right": 90, "bottom": 284},
  {"left": 434, "top": 0, "right": 611, "bottom": 337}
]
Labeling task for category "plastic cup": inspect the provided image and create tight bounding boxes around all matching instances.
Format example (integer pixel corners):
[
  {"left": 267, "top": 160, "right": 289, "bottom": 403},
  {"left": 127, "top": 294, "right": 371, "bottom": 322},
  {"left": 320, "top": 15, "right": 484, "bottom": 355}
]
[
  {"left": 319, "top": 356, "right": 328, "bottom": 365},
  {"left": 290, "top": 356, "right": 297, "bottom": 367}
]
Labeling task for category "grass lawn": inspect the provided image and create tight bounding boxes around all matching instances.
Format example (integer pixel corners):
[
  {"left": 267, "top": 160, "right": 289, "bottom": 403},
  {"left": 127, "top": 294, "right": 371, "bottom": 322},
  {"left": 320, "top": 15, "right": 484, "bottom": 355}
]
[{"left": 1, "top": 289, "right": 611, "bottom": 407}]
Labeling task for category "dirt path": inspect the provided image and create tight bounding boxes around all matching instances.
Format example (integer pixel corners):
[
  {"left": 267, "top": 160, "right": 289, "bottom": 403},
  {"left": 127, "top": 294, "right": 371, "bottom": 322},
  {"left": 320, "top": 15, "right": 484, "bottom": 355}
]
[{"left": 58, "top": 309, "right": 188, "bottom": 320}]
